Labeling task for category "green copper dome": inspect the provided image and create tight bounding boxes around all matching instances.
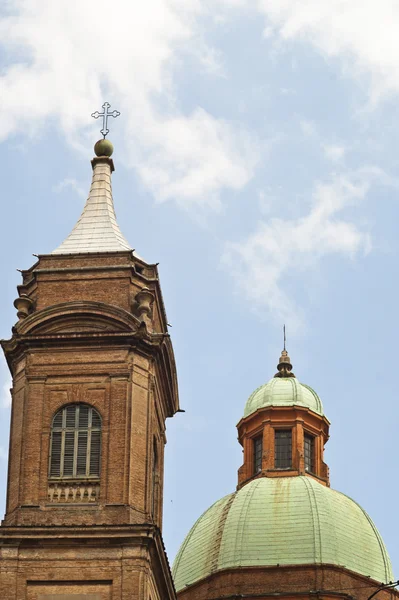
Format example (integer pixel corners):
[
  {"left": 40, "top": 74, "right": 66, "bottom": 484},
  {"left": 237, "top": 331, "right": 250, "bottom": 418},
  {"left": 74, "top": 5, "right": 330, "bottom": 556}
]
[
  {"left": 172, "top": 477, "right": 393, "bottom": 591},
  {"left": 243, "top": 377, "right": 324, "bottom": 418}
]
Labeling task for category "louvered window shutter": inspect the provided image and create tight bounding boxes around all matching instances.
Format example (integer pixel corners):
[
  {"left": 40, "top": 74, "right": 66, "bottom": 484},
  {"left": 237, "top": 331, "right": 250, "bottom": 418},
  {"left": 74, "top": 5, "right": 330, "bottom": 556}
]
[
  {"left": 50, "top": 431, "right": 62, "bottom": 477},
  {"left": 91, "top": 410, "right": 101, "bottom": 428},
  {"left": 49, "top": 404, "right": 102, "bottom": 479},
  {"left": 53, "top": 411, "right": 63, "bottom": 428},
  {"left": 65, "top": 405, "right": 76, "bottom": 428},
  {"left": 79, "top": 405, "right": 89, "bottom": 428},
  {"left": 63, "top": 431, "right": 75, "bottom": 476},
  {"left": 90, "top": 430, "right": 101, "bottom": 476},
  {"left": 77, "top": 431, "right": 88, "bottom": 476}
]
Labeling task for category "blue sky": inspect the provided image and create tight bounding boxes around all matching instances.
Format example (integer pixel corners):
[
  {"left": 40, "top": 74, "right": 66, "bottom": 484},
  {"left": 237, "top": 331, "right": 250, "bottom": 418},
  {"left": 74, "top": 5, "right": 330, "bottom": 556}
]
[{"left": 1, "top": 0, "right": 399, "bottom": 579}]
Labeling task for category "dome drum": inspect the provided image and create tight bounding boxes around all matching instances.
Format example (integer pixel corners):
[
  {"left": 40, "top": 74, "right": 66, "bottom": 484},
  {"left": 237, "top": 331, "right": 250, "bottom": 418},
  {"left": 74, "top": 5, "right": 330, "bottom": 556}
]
[
  {"left": 175, "top": 564, "right": 393, "bottom": 600},
  {"left": 237, "top": 404, "right": 330, "bottom": 488}
]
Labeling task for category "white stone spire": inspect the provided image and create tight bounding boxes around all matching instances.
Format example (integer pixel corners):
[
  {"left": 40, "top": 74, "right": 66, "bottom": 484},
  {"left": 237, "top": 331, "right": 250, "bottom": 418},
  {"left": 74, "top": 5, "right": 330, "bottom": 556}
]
[{"left": 52, "top": 140, "right": 132, "bottom": 255}]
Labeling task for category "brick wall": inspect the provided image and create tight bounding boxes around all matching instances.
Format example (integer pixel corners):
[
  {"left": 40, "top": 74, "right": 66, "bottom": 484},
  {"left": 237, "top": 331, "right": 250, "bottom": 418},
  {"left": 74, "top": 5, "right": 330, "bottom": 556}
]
[
  {"left": 0, "top": 251, "right": 178, "bottom": 600},
  {"left": 177, "top": 564, "right": 399, "bottom": 599}
]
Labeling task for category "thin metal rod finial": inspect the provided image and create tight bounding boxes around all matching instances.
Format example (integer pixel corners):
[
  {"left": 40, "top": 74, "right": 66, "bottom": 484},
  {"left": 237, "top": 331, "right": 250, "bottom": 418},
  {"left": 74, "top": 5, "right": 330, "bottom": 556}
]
[
  {"left": 283, "top": 324, "right": 286, "bottom": 351},
  {"left": 91, "top": 102, "right": 121, "bottom": 139}
]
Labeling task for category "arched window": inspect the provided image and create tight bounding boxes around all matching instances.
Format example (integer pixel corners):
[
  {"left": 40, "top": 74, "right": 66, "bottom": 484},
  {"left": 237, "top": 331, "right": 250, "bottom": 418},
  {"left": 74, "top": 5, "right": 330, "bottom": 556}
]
[{"left": 49, "top": 404, "right": 101, "bottom": 479}]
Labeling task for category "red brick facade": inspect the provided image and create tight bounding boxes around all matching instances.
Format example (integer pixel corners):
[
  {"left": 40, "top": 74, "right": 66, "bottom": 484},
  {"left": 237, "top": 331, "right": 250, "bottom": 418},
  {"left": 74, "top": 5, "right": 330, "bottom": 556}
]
[{"left": 0, "top": 250, "right": 179, "bottom": 600}]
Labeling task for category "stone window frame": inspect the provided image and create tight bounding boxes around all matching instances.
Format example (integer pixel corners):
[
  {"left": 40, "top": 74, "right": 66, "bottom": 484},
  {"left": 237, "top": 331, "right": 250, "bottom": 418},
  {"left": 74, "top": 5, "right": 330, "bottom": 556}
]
[{"left": 49, "top": 403, "right": 102, "bottom": 480}]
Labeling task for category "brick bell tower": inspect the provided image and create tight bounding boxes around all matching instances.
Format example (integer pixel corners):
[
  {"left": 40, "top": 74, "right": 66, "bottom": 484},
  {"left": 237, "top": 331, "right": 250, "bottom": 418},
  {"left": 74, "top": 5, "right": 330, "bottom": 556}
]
[{"left": 0, "top": 135, "right": 179, "bottom": 600}]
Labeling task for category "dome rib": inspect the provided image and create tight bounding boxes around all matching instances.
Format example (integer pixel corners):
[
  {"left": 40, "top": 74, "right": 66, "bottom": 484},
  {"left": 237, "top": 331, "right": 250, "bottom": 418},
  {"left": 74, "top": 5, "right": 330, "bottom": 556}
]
[
  {"left": 321, "top": 476, "right": 340, "bottom": 565},
  {"left": 342, "top": 493, "right": 392, "bottom": 583},
  {"left": 291, "top": 378, "right": 298, "bottom": 404},
  {"left": 301, "top": 476, "right": 325, "bottom": 562},
  {"left": 302, "top": 383, "right": 323, "bottom": 414},
  {"left": 233, "top": 478, "right": 262, "bottom": 568},
  {"left": 172, "top": 494, "right": 234, "bottom": 591},
  {"left": 210, "top": 493, "right": 235, "bottom": 574}
]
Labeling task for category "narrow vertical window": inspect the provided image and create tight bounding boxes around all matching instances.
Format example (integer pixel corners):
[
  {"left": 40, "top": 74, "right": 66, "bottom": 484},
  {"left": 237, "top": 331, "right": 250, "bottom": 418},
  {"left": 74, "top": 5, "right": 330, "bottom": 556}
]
[
  {"left": 304, "top": 433, "right": 315, "bottom": 473},
  {"left": 275, "top": 430, "right": 292, "bottom": 469},
  {"left": 49, "top": 404, "right": 102, "bottom": 479},
  {"left": 152, "top": 438, "right": 158, "bottom": 517},
  {"left": 253, "top": 436, "right": 263, "bottom": 474}
]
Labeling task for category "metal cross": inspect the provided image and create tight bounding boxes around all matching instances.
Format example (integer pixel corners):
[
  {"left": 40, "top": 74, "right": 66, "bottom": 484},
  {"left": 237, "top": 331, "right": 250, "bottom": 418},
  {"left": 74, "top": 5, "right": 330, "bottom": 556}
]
[{"left": 91, "top": 102, "right": 120, "bottom": 139}]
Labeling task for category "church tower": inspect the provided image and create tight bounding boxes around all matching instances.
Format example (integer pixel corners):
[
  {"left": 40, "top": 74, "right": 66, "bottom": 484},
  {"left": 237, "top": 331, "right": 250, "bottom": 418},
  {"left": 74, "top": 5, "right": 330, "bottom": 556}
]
[
  {"left": 0, "top": 135, "right": 179, "bottom": 600},
  {"left": 173, "top": 348, "right": 397, "bottom": 599}
]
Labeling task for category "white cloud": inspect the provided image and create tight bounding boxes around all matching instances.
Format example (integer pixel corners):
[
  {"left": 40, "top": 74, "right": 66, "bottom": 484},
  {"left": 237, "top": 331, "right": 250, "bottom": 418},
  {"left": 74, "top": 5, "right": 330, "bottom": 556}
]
[
  {"left": 53, "top": 178, "right": 86, "bottom": 200},
  {"left": 299, "top": 120, "right": 347, "bottom": 163},
  {"left": 255, "top": 0, "right": 399, "bottom": 103},
  {"left": 300, "top": 119, "right": 317, "bottom": 138},
  {"left": 222, "top": 168, "right": 380, "bottom": 330},
  {"left": 136, "top": 109, "right": 259, "bottom": 210},
  {"left": 0, "top": 0, "right": 259, "bottom": 208},
  {"left": 258, "top": 189, "right": 279, "bottom": 215},
  {"left": 324, "top": 144, "right": 346, "bottom": 162}
]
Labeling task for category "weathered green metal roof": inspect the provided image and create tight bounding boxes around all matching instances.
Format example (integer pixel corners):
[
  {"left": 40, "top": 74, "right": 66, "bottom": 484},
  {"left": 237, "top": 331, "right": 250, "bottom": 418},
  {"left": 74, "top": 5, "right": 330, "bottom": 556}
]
[
  {"left": 173, "top": 476, "right": 393, "bottom": 591},
  {"left": 243, "top": 377, "right": 324, "bottom": 418}
]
